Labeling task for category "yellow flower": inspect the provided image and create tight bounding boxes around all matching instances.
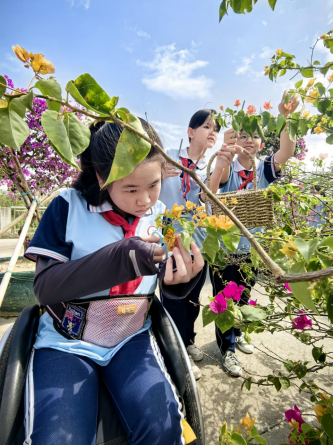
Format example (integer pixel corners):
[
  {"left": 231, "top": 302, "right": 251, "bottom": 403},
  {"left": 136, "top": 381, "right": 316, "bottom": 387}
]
[
  {"left": 30, "top": 53, "right": 55, "bottom": 75},
  {"left": 306, "top": 78, "right": 316, "bottom": 88},
  {"left": 314, "top": 126, "right": 326, "bottom": 134},
  {"left": 320, "top": 392, "right": 330, "bottom": 402},
  {"left": 295, "top": 230, "right": 302, "bottom": 234},
  {"left": 216, "top": 215, "right": 234, "bottom": 230},
  {"left": 276, "top": 49, "right": 282, "bottom": 56},
  {"left": 271, "top": 58, "right": 275, "bottom": 63},
  {"left": 220, "top": 105, "right": 224, "bottom": 111},
  {"left": 314, "top": 404, "right": 327, "bottom": 423},
  {"left": 305, "top": 89, "right": 319, "bottom": 103},
  {"left": 163, "top": 228, "right": 176, "bottom": 252},
  {"left": 289, "top": 419, "right": 300, "bottom": 430},
  {"left": 207, "top": 215, "right": 218, "bottom": 227},
  {"left": 321, "top": 117, "right": 327, "bottom": 122},
  {"left": 220, "top": 198, "right": 227, "bottom": 204},
  {"left": 195, "top": 206, "right": 205, "bottom": 213},
  {"left": 321, "top": 33, "right": 326, "bottom": 39},
  {"left": 12, "top": 45, "right": 30, "bottom": 63},
  {"left": 327, "top": 72, "right": 333, "bottom": 83},
  {"left": 186, "top": 201, "right": 196, "bottom": 211},
  {"left": 264, "top": 67, "right": 270, "bottom": 76},
  {"left": 302, "top": 110, "right": 310, "bottom": 118},
  {"left": 164, "top": 209, "right": 170, "bottom": 215},
  {"left": 231, "top": 198, "right": 238, "bottom": 204},
  {"left": 280, "top": 241, "right": 298, "bottom": 257},
  {"left": 236, "top": 426, "right": 242, "bottom": 434},
  {"left": 239, "top": 413, "right": 256, "bottom": 430},
  {"left": 171, "top": 203, "right": 184, "bottom": 219},
  {"left": 200, "top": 213, "right": 207, "bottom": 220}
]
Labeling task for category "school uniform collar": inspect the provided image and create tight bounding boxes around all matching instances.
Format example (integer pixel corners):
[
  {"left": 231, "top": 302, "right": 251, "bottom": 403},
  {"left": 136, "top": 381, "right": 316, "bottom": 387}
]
[
  {"left": 180, "top": 147, "right": 207, "bottom": 170},
  {"left": 234, "top": 157, "right": 259, "bottom": 173},
  {"left": 88, "top": 201, "right": 153, "bottom": 216}
]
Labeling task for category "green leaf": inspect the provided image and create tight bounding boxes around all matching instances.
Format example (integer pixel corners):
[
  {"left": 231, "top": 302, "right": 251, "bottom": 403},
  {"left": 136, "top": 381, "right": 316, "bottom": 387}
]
[
  {"left": 288, "top": 262, "right": 319, "bottom": 314},
  {"left": 222, "top": 225, "right": 240, "bottom": 254},
  {"left": 0, "top": 107, "right": 29, "bottom": 149},
  {"left": 313, "top": 60, "right": 320, "bottom": 65},
  {"left": 250, "top": 247, "right": 260, "bottom": 268},
  {"left": 252, "top": 435, "right": 267, "bottom": 445},
  {"left": 104, "top": 114, "right": 151, "bottom": 185},
  {"left": 219, "top": 0, "right": 229, "bottom": 21},
  {"left": 269, "top": 376, "right": 282, "bottom": 392},
  {"left": 215, "top": 310, "right": 234, "bottom": 334},
  {"left": 318, "top": 252, "right": 333, "bottom": 268},
  {"left": 202, "top": 235, "right": 220, "bottom": 262},
  {"left": 240, "top": 305, "right": 267, "bottom": 322},
  {"left": 66, "top": 73, "right": 118, "bottom": 115},
  {"left": 230, "top": 0, "right": 245, "bottom": 14},
  {"left": 326, "top": 134, "right": 333, "bottom": 144},
  {"left": 41, "top": 110, "right": 90, "bottom": 169},
  {"left": 276, "top": 114, "right": 286, "bottom": 136},
  {"left": 261, "top": 111, "right": 271, "bottom": 128},
  {"left": 231, "top": 432, "right": 247, "bottom": 445},
  {"left": 294, "top": 238, "right": 318, "bottom": 263},
  {"left": 268, "top": 0, "right": 277, "bottom": 10},
  {"left": 179, "top": 218, "right": 195, "bottom": 234},
  {"left": 301, "top": 68, "right": 314, "bottom": 78},
  {"left": 312, "top": 346, "right": 326, "bottom": 363},
  {"left": 279, "top": 377, "right": 290, "bottom": 389},
  {"left": 34, "top": 78, "right": 62, "bottom": 112},
  {"left": 202, "top": 304, "right": 218, "bottom": 327},
  {"left": 295, "top": 80, "right": 303, "bottom": 88},
  {"left": 315, "top": 82, "right": 326, "bottom": 96},
  {"left": 180, "top": 231, "right": 193, "bottom": 252},
  {"left": 8, "top": 91, "right": 34, "bottom": 118},
  {"left": 320, "top": 236, "right": 333, "bottom": 250},
  {"left": 256, "top": 121, "right": 265, "bottom": 141},
  {"left": 279, "top": 69, "right": 287, "bottom": 77},
  {"left": 232, "top": 117, "right": 240, "bottom": 132},
  {"left": 0, "top": 75, "right": 6, "bottom": 98},
  {"left": 242, "top": 377, "right": 252, "bottom": 391},
  {"left": 288, "top": 119, "right": 298, "bottom": 141},
  {"left": 299, "top": 119, "right": 309, "bottom": 137},
  {"left": 267, "top": 117, "right": 277, "bottom": 134},
  {"left": 317, "top": 98, "right": 331, "bottom": 113},
  {"left": 321, "top": 413, "right": 333, "bottom": 442}
]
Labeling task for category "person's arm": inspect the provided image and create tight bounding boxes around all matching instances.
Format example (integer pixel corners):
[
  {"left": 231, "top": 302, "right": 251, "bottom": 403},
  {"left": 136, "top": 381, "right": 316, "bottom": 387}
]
[
  {"left": 34, "top": 236, "right": 162, "bottom": 305},
  {"left": 273, "top": 91, "right": 300, "bottom": 171}
]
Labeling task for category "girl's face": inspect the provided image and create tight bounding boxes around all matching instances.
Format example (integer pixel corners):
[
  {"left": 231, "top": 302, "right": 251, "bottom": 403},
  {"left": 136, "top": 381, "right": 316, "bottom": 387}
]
[
  {"left": 237, "top": 130, "right": 264, "bottom": 156},
  {"left": 102, "top": 159, "right": 162, "bottom": 217},
  {"left": 188, "top": 116, "right": 219, "bottom": 149}
]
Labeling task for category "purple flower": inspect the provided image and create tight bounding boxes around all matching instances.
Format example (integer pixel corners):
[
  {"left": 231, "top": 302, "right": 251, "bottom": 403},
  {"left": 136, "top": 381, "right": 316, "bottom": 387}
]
[
  {"left": 284, "top": 283, "right": 292, "bottom": 292},
  {"left": 285, "top": 405, "right": 305, "bottom": 428},
  {"left": 292, "top": 311, "right": 312, "bottom": 330},
  {"left": 209, "top": 293, "right": 227, "bottom": 313},
  {"left": 223, "top": 281, "right": 246, "bottom": 301},
  {"left": 249, "top": 300, "right": 257, "bottom": 306}
]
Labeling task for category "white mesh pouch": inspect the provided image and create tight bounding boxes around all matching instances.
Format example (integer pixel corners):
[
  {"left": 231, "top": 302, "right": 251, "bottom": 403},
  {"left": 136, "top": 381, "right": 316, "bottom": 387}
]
[{"left": 82, "top": 297, "right": 151, "bottom": 348}]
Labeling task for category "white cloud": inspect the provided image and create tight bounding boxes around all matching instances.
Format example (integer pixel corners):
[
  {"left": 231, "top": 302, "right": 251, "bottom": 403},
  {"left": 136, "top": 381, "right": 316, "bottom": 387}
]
[
  {"left": 262, "top": 21, "right": 267, "bottom": 26},
  {"left": 152, "top": 121, "right": 183, "bottom": 141},
  {"left": 122, "top": 44, "right": 133, "bottom": 53},
  {"left": 236, "top": 57, "right": 252, "bottom": 75},
  {"left": 136, "top": 29, "right": 150, "bottom": 39},
  {"left": 138, "top": 44, "right": 214, "bottom": 100},
  {"left": 67, "top": 0, "right": 90, "bottom": 9},
  {"left": 258, "top": 46, "right": 273, "bottom": 59},
  {"left": 1, "top": 53, "right": 21, "bottom": 73}
]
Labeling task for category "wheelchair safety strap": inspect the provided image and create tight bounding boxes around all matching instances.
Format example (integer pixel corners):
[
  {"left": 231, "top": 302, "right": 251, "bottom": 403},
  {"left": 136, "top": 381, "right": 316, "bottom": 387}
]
[{"left": 182, "top": 419, "right": 201, "bottom": 444}]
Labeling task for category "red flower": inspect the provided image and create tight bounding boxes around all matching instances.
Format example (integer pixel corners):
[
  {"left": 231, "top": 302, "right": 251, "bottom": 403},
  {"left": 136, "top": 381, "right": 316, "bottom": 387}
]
[
  {"left": 246, "top": 105, "right": 256, "bottom": 115},
  {"left": 263, "top": 101, "right": 273, "bottom": 110},
  {"left": 234, "top": 100, "right": 241, "bottom": 107}
]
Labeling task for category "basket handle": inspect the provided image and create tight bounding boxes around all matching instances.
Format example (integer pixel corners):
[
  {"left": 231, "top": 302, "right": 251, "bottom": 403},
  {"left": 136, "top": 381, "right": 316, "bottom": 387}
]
[{"left": 206, "top": 147, "right": 257, "bottom": 193}]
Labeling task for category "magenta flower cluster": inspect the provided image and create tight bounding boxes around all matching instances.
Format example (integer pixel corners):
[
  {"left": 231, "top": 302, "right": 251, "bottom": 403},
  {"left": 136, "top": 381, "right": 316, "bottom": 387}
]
[
  {"left": 285, "top": 405, "right": 309, "bottom": 445},
  {"left": 292, "top": 311, "right": 313, "bottom": 330},
  {"left": 209, "top": 281, "right": 246, "bottom": 313},
  {"left": 0, "top": 75, "right": 79, "bottom": 199}
]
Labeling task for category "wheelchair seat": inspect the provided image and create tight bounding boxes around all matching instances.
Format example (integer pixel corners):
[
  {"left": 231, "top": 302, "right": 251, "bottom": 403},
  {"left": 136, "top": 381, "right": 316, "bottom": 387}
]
[{"left": 0, "top": 296, "right": 204, "bottom": 445}]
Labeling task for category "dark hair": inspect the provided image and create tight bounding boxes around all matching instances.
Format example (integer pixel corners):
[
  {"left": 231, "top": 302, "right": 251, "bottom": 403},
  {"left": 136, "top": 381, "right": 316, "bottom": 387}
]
[
  {"left": 73, "top": 118, "right": 164, "bottom": 206},
  {"left": 188, "top": 109, "right": 221, "bottom": 142},
  {"left": 311, "top": 184, "right": 326, "bottom": 197}
]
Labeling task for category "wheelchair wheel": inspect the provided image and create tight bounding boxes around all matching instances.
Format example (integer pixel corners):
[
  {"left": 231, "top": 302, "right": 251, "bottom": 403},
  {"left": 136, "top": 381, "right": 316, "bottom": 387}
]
[
  {"left": 0, "top": 319, "right": 17, "bottom": 401},
  {"left": 164, "top": 309, "right": 205, "bottom": 445}
]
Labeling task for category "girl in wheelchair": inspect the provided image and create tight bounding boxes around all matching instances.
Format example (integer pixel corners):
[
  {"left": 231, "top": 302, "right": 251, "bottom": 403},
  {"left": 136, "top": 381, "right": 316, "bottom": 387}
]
[{"left": 23, "top": 119, "right": 204, "bottom": 445}]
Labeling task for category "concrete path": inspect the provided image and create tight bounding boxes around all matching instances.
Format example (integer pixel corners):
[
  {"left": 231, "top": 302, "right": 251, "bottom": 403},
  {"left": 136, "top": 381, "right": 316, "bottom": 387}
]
[
  {"left": 0, "top": 273, "right": 332, "bottom": 445},
  {"left": 0, "top": 239, "right": 23, "bottom": 258}
]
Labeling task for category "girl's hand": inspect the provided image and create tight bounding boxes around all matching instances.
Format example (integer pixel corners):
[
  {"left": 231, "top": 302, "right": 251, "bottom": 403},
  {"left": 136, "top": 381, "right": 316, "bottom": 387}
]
[
  {"left": 140, "top": 235, "right": 166, "bottom": 263},
  {"left": 163, "top": 163, "right": 182, "bottom": 179},
  {"left": 215, "top": 143, "right": 243, "bottom": 170},
  {"left": 163, "top": 235, "right": 204, "bottom": 285},
  {"left": 278, "top": 90, "right": 300, "bottom": 117},
  {"left": 224, "top": 128, "right": 239, "bottom": 146}
]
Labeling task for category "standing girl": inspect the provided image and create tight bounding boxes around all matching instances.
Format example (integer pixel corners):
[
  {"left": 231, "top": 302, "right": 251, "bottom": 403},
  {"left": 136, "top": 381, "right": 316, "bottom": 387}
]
[
  {"left": 159, "top": 109, "right": 221, "bottom": 379},
  {"left": 24, "top": 119, "right": 204, "bottom": 445}
]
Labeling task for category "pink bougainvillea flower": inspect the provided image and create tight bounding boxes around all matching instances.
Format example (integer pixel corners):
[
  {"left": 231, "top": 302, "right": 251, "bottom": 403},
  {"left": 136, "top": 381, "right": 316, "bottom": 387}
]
[
  {"left": 246, "top": 105, "right": 256, "bottom": 115},
  {"left": 285, "top": 405, "right": 305, "bottom": 430},
  {"left": 284, "top": 283, "right": 292, "bottom": 292},
  {"left": 319, "top": 153, "right": 328, "bottom": 160},
  {"left": 263, "top": 101, "right": 273, "bottom": 110},
  {"left": 223, "top": 281, "right": 246, "bottom": 301},
  {"left": 209, "top": 293, "right": 227, "bottom": 314},
  {"left": 292, "top": 311, "right": 312, "bottom": 330},
  {"left": 249, "top": 300, "right": 257, "bottom": 306}
]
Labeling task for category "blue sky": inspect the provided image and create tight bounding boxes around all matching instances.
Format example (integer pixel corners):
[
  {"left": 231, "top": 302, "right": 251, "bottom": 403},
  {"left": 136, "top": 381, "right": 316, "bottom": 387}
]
[{"left": 1, "top": 0, "right": 333, "bottom": 162}]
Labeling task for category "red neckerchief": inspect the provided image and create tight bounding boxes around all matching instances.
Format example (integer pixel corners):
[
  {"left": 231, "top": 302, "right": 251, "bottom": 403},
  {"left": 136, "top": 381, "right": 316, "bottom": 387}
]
[
  {"left": 103, "top": 211, "right": 143, "bottom": 295},
  {"left": 238, "top": 170, "right": 253, "bottom": 190},
  {"left": 179, "top": 157, "right": 196, "bottom": 200}
]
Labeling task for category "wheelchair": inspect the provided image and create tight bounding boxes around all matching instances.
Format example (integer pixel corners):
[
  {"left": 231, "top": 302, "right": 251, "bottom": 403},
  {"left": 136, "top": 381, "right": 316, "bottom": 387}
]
[{"left": 0, "top": 295, "right": 205, "bottom": 445}]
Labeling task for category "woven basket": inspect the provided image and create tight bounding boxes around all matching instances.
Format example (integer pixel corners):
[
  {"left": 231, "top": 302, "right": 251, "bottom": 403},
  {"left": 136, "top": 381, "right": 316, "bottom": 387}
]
[{"left": 205, "top": 149, "right": 274, "bottom": 228}]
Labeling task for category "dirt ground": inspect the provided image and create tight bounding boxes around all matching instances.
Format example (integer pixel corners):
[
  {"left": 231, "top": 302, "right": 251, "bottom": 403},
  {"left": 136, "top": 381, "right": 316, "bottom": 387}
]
[{"left": 0, "top": 258, "right": 35, "bottom": 273}]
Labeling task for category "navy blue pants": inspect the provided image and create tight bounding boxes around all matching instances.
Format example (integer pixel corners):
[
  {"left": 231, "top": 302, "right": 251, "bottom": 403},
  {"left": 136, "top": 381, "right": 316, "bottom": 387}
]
[
  {"left": 161, "top": 263, "right": 208, "bottom": 348},
  {"left": 24, "top": 330, "right": 184, "bottom": 445},
  {"left": 209, "top": 257, "right": 256, "bottom": 354}
]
